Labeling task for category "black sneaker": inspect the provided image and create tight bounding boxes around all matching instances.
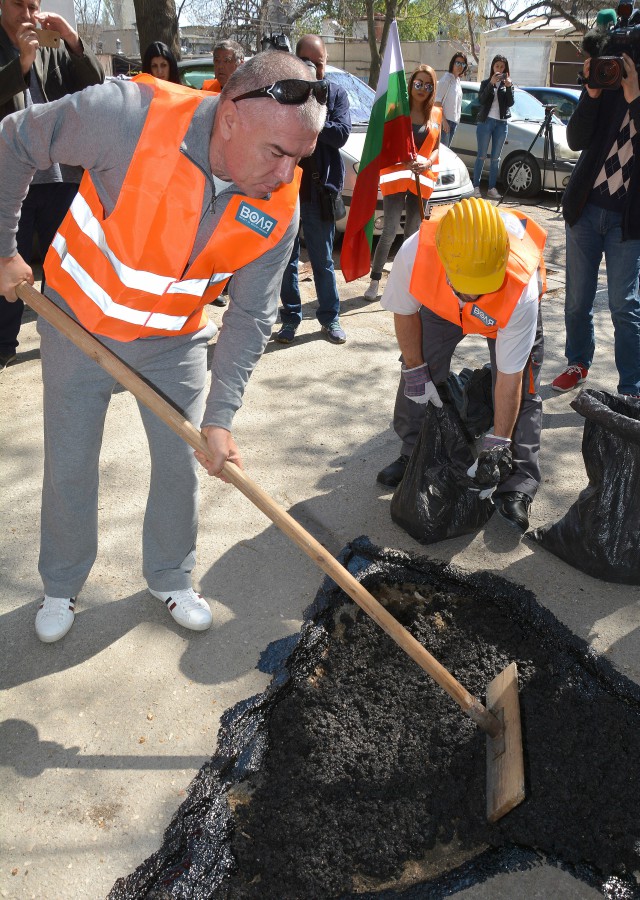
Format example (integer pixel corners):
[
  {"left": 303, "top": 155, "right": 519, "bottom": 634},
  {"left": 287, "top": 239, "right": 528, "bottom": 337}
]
[
  {"left": 211, "top": 296, "right": 228, "bottom": 308},
  {"left": 377, "top": 454, "right": 410, "bottom": 488},
  {"left": 493, "top": 491, "right": 531, "bottom": 533},
  {"left": 274, "top": 324, "right": 297, "bottom": 344},
  {"left": 0, "top": 350, "right": 16, "bottom": 369}
]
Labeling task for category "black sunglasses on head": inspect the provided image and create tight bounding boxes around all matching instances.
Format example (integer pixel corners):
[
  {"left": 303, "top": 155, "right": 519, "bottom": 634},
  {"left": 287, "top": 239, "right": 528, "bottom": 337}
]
[{"left": 232, "top": 78, "right": 328, "bottom": 106}]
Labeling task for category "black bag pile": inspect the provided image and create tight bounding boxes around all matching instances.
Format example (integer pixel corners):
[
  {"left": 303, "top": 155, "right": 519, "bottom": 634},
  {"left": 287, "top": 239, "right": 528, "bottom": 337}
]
[
  {"left": 390, "top": 376, "right": 495, "bottom": 544},
  {"left": 529, "top": 390, "right": 640, "bottom": 585}
]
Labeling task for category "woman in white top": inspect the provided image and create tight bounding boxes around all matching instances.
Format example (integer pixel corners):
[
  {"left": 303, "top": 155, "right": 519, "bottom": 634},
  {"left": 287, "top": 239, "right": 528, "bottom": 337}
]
[{"left": 434, "top": 52, "right": 467, "bottom": 147}]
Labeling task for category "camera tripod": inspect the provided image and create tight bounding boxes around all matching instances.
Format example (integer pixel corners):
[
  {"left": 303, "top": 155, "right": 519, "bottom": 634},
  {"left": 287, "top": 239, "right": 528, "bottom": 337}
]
[{"left": 499, "top": 104, "right": 561, "bottom": 210}]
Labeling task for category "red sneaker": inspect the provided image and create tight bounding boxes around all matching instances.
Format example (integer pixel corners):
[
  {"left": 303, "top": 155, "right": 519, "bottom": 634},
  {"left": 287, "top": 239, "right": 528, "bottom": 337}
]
[{"left": 551, "top": 364, "right": 588, "bottom": 392}]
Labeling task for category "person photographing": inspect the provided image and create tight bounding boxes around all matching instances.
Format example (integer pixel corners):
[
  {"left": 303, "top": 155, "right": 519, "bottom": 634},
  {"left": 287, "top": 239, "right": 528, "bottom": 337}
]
[{"left": 472, "top": 55, "right": 514, "bottom": 200}]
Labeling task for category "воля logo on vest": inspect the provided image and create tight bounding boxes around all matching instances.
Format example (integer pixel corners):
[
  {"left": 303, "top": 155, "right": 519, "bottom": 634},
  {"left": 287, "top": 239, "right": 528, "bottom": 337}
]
[
  {"left": 470, "top": 305, "right": 497, "bottom": 328},
  {"left": 236, "top": 202, "right": 278, "bottom": 237}
]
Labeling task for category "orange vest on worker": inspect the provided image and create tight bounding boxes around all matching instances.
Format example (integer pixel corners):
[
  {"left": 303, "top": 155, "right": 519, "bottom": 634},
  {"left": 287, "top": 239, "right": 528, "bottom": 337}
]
[
  {"left": 379, "top": 107, "right": 442, "bottom": 201},
  {"left": 44, "top": 76, "right": 301, "bottom": 342},
  {"left": 409, "top": 209, "right": 547, "bottom": 337},
  {"left": 202, "top": 78, "right": 222, "bottom": 93}
]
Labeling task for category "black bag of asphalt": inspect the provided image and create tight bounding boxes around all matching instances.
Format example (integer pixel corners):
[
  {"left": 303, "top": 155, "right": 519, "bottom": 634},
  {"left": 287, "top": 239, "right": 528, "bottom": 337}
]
[
  {"left": 390, "top": 384, "right": 494, "bottom": 544},
  {"left": 109, "top": 538, "right": 640, "bottom": 900},
  {"left": 530, "top": 390, "right": 640, "bottom": 584},
  {"left": 445, "top": 362, "right": 494, "bottom": 441}
]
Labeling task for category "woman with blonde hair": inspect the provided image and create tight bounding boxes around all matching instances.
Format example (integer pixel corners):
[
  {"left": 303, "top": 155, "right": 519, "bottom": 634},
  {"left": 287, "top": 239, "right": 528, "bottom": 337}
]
[{"left": 364, "top": 64, "right": 441, "bottom": 301}]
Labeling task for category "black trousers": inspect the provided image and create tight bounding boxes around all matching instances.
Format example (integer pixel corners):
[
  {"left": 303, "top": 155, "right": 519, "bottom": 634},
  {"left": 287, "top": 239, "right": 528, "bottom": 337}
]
[{"left": 0, "top": 182, "right": 78, "bottom": 354}]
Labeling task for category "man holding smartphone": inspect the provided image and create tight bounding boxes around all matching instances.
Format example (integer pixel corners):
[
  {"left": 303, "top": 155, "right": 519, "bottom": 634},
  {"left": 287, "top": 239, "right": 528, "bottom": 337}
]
[{"left": 0, "top": 0, "right": 104, "bottom": 369}]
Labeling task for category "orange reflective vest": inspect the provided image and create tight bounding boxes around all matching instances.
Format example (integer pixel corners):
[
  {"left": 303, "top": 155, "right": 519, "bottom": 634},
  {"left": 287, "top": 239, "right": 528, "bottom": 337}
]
[
  {"left": 44, "top": 75, "right": 301, "bottom": 342},
  {"left": 379, "top": 107, "right": 441, "bottom": 200},
  {"left": 409, "top": 209, "right": 547, "bottom": 337},
  {"left": 202, "top": 78, "right": 222, "bottom": 93}
]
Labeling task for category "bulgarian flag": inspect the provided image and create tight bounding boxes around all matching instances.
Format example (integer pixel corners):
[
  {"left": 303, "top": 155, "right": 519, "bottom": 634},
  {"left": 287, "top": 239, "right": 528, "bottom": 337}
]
[{"left": 340, "top": 20, "right": 415, "bottom": 282}]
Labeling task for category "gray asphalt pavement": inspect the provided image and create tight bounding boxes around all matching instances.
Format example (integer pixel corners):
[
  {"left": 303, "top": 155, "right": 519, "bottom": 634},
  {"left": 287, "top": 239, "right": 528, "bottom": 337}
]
[{"left": 1, "top": 194, "right": 638, "bottom": 898}]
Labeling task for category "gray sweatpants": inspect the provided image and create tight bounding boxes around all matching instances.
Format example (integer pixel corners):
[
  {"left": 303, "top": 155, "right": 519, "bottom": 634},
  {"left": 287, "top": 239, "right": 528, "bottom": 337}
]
[
  {"left": 37, "top": 314, "right": 216, "bottom": 598},
  {"left": 393, "top": 305, "right": 544, "bottom": 499}
]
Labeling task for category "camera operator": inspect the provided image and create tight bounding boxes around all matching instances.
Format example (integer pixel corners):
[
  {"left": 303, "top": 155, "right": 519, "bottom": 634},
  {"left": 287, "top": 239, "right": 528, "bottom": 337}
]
[{"left": 553, "top": 43, "right": 640, "bottom": 398}]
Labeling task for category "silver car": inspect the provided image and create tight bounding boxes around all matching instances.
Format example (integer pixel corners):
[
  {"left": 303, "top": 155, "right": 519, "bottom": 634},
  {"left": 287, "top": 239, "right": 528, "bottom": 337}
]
[
  {"left": 450, "top": 81, "right": 580, "bottom": 198},
  {"left": 325, "top": 66, "right": 474, "bottom": 233}
]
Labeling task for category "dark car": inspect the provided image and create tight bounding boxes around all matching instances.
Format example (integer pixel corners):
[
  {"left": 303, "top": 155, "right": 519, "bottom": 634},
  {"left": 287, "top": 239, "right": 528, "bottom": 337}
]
[{"left": 522, "top": 86, "right": 582, "bottom": 125}]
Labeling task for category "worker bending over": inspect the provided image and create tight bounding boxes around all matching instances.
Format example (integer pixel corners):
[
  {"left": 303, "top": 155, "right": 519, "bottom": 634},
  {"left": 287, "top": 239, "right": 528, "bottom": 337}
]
[{"left": 380, "top": 197, "right": 546, "bottom": 533}]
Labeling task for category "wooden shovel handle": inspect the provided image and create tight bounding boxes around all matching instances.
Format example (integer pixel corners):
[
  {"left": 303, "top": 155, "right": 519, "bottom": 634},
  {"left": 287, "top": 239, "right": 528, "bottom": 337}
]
[{"left": 17, "top": 282, "right": 500, "bottom": 738}]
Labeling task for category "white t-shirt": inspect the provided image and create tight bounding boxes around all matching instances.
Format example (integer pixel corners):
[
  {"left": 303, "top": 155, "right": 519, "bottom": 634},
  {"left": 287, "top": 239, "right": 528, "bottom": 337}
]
[
  {"left": 434, "top": 72, "right": 462, "bottom": 124},
  {"left": 380, "top": 227, "right": 540, "bottom": 374}
]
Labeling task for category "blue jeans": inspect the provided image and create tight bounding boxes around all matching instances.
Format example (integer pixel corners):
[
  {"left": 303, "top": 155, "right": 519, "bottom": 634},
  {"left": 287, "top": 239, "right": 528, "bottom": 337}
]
[
  {"left": 473, "top": 118, "right": 508, "bottom": 189},
  {"left": 280, "top": 200, "right": 340, "bottom": 328},
  {"left": 440, "top": 120, "right": 458, "bottom": 148},
  {"left": 565, "top": 202, "right": 640, "bottom": 394}
]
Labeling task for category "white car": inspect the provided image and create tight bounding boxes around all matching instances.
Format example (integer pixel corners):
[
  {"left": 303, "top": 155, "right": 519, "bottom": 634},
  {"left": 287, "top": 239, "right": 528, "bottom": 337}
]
[{"left": 324, "top": 66, "right": 474, "bottom": 233}]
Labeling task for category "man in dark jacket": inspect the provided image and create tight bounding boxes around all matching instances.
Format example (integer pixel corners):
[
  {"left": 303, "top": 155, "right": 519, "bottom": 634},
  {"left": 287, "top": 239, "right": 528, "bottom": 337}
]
[
  {"left": 275, "top": 34, "right": 351, "bottom": 345},
  {"left": 553, "top": 51, "right": 640, "bottom": 397},
  {"left": 0, "top": 0, "right": 104, "bottom": 367}
]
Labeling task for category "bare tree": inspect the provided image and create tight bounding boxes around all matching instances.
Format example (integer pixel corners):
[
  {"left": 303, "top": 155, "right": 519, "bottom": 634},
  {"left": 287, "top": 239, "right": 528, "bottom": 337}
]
[{"left": 75, "top": 0, "right": 112, "bottom": 50}]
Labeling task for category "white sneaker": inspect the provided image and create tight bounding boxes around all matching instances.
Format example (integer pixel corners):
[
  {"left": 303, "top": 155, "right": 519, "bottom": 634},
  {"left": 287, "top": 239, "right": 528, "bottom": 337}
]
[
  {"left": 364, "top": 279, "right": 380, "bottom": 301},
  {"left": 487, "top": 187, "right": 501, "bottom": 199},
  {"left": 473, "top": 186, "right": 482, "bottom": 197},
  {"left": 35, "top": 596, "right": 76, "bottom": 643},
  {"left": 149, "top": 587, "right": 212, "bottom": 631}
]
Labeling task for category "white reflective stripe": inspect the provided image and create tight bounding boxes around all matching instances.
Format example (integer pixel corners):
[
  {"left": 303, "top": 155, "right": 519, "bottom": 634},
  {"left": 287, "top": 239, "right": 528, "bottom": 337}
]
[
  {"left": 70, "top": 194, "right": 176, "bottom": 295},
  {"left": 146, "top": 311, "right": 190, "bottom": 330},
  {"left": 379, "top": 170, "right": 436, "bottom": 189},
  {"left": 379, "top": 170, "right": 412, "bottom": 184},
  {"left": 51, "top": 235, "right": 189, "bottom": 331},
  {"left": 68, "top": 193, "right": 232, "bottom": 299},
  {"left": 167, "top": 273, "right": 231, "bottom": 296}
]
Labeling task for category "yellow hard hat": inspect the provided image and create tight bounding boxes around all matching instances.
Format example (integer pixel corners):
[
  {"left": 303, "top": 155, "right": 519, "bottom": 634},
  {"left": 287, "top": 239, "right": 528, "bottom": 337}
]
[{"left": 435, "top": 197, "right": 509, "bottom": 295}]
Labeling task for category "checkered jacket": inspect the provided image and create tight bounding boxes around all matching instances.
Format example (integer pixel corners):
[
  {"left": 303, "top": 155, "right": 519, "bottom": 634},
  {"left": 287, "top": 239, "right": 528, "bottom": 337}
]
[{"left": 562, "top": 90, "right": 640, "bottom": 240}]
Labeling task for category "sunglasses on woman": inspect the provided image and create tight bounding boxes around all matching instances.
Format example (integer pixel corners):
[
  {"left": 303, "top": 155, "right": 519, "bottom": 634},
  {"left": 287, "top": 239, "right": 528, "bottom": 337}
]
[
  {"left": 412, "top": 80, "right": 434, "bottom": 92},
  {"left": 232, "top": 78, "right": 328, "bottom": 106},
  {"left": 453, "top": 60, "right": 466, "bottom": 68}
]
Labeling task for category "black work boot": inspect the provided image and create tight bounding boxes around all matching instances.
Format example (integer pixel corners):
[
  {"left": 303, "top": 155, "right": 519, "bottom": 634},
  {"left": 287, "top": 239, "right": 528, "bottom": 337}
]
[
  {"left": 493, "top": 491, "right": 532, "bottom": 533},
  {"left": 376, "top": 454, "right": 410, "bottom": 488}
]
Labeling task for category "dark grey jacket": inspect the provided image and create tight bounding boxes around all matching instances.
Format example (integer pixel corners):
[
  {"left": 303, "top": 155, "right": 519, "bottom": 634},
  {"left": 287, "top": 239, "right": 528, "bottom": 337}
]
[{"left": 0, "top": 22, "right": 104, "bottom": 123}]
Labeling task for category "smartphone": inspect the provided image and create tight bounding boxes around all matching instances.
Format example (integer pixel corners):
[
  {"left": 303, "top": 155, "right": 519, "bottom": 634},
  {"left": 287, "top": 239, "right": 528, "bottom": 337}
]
[{"left": 36, "top": 29, "right": 61, "bottom": 48}]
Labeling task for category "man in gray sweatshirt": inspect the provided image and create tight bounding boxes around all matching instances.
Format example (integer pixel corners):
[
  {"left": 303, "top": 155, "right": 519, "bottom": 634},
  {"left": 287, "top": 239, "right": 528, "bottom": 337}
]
[{"left": 0, "top": 51, "right": 326, "bottom": 642}]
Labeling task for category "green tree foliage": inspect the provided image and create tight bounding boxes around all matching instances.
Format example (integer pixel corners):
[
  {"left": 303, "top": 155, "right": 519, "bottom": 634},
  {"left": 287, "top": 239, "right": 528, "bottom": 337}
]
[{"left": 397, "top": 0, "right": 440, "bottom": 41}]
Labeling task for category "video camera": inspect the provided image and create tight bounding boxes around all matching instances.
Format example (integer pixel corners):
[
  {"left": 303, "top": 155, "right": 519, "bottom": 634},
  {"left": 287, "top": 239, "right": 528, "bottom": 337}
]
[
  {"left": 582, "top": 2, "right": 640, "bottom": 89},
  {"left": 261, "top": 33, "right": 291, "bottom": 52}
]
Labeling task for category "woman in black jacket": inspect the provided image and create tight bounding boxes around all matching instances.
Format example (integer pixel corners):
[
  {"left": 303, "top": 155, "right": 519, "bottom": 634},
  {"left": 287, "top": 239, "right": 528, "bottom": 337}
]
[{"left": 472, "top": 55, "right": 514, "bottom": 198}]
